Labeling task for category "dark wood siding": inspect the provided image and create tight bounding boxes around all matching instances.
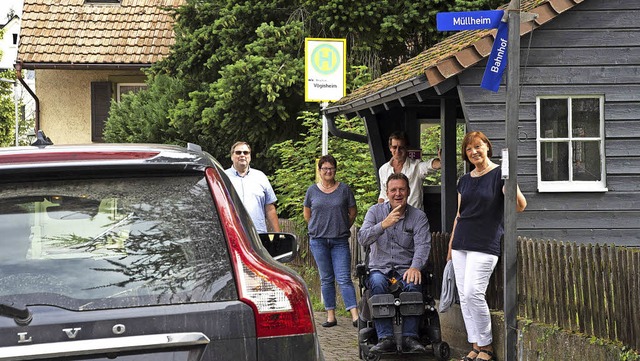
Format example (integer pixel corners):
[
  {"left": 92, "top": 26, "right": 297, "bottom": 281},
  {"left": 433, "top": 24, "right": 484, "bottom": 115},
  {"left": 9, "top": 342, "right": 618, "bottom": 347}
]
[{"left": 457, "top": 0, "right": 640, "bottom": 246}]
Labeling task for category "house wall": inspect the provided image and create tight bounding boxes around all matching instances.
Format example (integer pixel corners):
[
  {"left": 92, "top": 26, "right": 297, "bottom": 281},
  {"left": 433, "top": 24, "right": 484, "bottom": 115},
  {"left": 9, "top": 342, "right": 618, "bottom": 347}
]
[
  {"left": 0, "top": 17, "right": 19, "bottom": 70},
  {"left": 456, "top": 0, "right": 640, "bottom": 246},
  {"left": 35, "top": 69, "right": 145, "bottom": 145}
]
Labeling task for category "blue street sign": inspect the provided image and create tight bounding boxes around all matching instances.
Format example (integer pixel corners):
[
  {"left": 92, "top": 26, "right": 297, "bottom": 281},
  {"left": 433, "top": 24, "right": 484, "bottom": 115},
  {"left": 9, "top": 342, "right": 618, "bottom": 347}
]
[
  {"left": 437, "top": 10, "right": 504, "bottom": 31},
  {"left": 480, "top": 21, "right": 509, "bottom": 92}
]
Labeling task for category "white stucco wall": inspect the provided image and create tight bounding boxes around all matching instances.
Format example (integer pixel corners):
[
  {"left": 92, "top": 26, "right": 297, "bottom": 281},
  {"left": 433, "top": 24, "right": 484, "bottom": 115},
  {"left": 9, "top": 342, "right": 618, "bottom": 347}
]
[{"left": 35, "top": 69, "right": 145, "bottom": 145}]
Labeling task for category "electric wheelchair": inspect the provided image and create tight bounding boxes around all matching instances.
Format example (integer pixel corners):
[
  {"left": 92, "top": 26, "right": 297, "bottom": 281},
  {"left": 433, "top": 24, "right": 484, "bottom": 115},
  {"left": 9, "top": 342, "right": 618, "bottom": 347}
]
[{"left": 354, "top": 246, "right": 450, "bottom": 361}]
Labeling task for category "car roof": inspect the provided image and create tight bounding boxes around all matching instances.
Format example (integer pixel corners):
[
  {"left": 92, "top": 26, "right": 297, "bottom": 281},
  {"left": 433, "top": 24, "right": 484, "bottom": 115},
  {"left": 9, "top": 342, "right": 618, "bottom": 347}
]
[{"left": 0, "top": 143, "right": 218, "bottom": 175}]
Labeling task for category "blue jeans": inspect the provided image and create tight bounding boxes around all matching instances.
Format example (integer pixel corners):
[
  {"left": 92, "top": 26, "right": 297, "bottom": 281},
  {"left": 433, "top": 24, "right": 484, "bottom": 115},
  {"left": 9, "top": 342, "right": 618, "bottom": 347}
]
[
  {"left": 309, "top": 238, "right": 357, "bottom": 311},
  {"left": 368, "top": 270, "right": 422, "bottom": 339}
]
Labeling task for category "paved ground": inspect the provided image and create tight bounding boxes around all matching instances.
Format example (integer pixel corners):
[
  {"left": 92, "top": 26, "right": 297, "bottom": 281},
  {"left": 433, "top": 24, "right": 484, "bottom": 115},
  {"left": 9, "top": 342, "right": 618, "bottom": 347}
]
[{"left": 314, "top": 311, "right": 461, "bottom": 361}]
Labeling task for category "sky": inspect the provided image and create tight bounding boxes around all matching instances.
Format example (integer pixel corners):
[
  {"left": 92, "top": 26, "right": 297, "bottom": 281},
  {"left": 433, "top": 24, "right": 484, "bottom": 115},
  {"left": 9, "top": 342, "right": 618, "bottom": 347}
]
[{"left": 0, "top": 0, "right": 23, "bottom": 23}]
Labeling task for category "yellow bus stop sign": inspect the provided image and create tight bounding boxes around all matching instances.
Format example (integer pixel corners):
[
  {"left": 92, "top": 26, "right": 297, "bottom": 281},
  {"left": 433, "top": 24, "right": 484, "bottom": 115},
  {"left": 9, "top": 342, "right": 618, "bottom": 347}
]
[{"left": 305, "top": 38, "right": 346, "bottom": 102}]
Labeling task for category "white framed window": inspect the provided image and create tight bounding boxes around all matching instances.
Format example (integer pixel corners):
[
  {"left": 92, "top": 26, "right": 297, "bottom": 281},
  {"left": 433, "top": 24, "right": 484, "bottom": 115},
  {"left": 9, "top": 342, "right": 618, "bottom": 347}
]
[
  {"left": 536, "top": 95, "right": 607, "bottom": 192},
  {"left": 116, "top": 83, "right": 147, "bottom": 102}
]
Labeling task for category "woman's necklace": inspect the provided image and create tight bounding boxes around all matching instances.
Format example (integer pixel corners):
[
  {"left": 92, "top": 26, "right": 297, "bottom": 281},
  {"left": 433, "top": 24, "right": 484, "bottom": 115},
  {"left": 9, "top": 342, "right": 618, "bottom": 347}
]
[
  {"left": 319, "top": 181, "right": 337, "bottom": 190},
  {"left": 472, "top": 162, "right": 494, "bottom": 177}
]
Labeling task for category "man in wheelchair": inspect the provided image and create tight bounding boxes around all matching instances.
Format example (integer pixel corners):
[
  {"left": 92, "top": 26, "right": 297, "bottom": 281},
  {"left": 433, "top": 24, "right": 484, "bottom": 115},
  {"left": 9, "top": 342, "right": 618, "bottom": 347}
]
[{"left": 358, "top": 173, "right": 431, "bottom": 354}]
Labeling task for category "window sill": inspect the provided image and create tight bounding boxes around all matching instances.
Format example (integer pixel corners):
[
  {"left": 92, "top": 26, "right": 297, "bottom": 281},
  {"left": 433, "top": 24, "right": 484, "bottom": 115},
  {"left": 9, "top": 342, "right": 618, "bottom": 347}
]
[{"left": 537, "top": 182, "right": 608, "bottom": 193}]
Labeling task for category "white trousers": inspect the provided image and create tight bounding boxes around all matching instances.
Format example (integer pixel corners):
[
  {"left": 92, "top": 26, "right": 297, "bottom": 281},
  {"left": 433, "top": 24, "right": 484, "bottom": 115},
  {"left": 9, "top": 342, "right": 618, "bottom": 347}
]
[{"left": 451, "top": 250, "right": 498, "bottom": 347}]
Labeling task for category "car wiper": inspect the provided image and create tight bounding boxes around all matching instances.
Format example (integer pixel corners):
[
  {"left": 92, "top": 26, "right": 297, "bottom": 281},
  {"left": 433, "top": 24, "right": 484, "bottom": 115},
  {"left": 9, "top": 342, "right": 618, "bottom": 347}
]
[{"left": 0, "top": 302, "right": 32, "bottom": 325}]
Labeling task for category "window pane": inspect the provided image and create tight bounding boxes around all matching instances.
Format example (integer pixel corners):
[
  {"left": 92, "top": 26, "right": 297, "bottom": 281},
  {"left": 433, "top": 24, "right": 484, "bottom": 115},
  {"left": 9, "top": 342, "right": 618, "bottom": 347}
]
[
  {"left": 572, "top": 98, "right": 600, "bottom": 137},
  {"left": 541, "top": 141, "right": 569, "bottom": 181},
  {"left": 119, "top": 85, "right": 146, "bottom": 95},
  {"left": 573, "top": 140, "right": 601, "bottom": 181},
  {"left": 540, "top": 99, "right": 568, "bottom": 138},
  {"left": 0, "top": 176, "right": 236, "bottom": 310}
]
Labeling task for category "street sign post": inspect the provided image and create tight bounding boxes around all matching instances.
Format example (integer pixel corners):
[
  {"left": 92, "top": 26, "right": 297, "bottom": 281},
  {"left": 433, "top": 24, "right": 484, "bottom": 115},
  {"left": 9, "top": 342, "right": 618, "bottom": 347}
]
[
  {"left": 503, "top": 4, "right": 521, "bottom": 361},
  {"left": 437, "top": 2, "right": 528, "bottom": 360}
]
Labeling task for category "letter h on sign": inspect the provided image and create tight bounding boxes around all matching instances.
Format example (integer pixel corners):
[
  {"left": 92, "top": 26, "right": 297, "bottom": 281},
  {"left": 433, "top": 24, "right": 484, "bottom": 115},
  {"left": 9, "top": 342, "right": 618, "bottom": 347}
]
[{"left": 317, "top": 50, "right": 334, "bottom": 70}]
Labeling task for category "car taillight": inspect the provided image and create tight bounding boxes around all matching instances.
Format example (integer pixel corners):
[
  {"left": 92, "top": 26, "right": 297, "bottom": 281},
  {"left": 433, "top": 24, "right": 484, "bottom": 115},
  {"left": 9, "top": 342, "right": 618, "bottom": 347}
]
[
  {"left": 233, "top": 252, "right": 314, "bottom": 337},
  {"left": 236, "top": 256, "right": 292, "bottom": 312},
  {"left": 205, "top": 168, "right": 315, "bottom": 338}
]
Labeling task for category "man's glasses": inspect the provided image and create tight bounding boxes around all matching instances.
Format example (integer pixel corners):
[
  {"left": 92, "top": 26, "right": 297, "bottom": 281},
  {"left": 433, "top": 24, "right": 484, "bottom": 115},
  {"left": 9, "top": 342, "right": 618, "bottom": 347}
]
[
  {"left": 234, "top": 150, "right": 250, "bottom": 155},
  {"left": 320, "top": 167, "right": 336, "bottom": 172}
]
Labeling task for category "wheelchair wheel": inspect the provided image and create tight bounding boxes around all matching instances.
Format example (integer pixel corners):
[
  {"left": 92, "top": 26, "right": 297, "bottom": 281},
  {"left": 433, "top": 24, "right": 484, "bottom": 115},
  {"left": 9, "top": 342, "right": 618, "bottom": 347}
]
[
  {"left": 365, "top": 352, "right": 381, "bottom": 361},
  {"left": 433, "top": 341, "right": 450, "bottom": 361},
  {"left": 359, "top": 344, "right": 373, "bottom": 361}
]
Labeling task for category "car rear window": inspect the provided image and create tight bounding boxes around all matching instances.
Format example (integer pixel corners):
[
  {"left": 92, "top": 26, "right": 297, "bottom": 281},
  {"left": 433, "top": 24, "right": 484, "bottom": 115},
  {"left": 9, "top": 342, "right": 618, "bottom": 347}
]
[{"left": 0, "top": 174, "right": 237, "bottom": 310}]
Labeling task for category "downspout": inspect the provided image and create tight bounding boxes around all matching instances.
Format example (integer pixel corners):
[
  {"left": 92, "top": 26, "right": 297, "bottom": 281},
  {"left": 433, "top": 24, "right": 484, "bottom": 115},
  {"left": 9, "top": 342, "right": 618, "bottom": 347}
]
[
  {"left": 325, "top": 112, "right": 367, "bottom": 143},
  {"left": 14, "top": 61, "right": 40, "bottom": 132}
]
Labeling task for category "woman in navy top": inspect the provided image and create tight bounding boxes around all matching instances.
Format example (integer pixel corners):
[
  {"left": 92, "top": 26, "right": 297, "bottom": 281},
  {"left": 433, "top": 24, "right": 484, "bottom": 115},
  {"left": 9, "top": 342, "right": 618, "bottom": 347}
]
[
  {"left": 447, "top": 131, "right": 527, "bottom": 361},
  {"left": 304, "top": 155, "right": 359, "bottom": 327}
]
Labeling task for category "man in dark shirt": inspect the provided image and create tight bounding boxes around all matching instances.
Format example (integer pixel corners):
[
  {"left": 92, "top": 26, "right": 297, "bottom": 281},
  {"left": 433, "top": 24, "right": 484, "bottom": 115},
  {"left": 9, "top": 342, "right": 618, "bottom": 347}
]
[{"left": 358, "top": 173, "right": 432, "bottom": 354}]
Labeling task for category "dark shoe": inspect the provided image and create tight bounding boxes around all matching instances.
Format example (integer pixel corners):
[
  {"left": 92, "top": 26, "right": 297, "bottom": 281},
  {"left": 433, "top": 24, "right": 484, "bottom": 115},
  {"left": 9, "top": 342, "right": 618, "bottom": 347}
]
[
  {"left": 462, "top": 348, "right": 481, "bottom": 361},
  {"left": 477, "top": 349, "right": 497, "bottom": 361},
  {"left": 370, "top": 337, "right": 395, "bottom": 353},
  {"left": 403, "top": 336, "right": 426, "bottom": 353},
  {"left": 321, "top": 320, "right": 337, "bottom": 328},
  {"left": 352, "top": 319, "right": 358, "bottom": 327}
]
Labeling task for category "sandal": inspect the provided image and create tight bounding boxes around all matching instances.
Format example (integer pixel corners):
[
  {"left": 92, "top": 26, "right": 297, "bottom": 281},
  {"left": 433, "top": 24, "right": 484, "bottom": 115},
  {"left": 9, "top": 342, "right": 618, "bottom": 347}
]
[
  {"left": 462, "top": 348, "right": 480, "bottom": 361},
  {"left": 477, "top": 349, "right": 497, "bottom": 361}
]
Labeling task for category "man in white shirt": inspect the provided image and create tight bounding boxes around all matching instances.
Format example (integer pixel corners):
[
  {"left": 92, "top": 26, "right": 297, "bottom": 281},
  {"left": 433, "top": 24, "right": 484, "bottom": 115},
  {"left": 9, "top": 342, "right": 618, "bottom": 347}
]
[
  {"left": 225, "top": 141, "right": 281, "bottom": 233},
  {"left": 377, "top": 131, "right": 441, "bottom": 211}
]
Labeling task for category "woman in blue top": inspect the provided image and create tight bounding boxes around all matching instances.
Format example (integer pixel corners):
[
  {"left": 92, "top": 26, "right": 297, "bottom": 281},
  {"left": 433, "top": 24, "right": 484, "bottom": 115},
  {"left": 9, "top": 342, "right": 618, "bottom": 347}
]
[
  {"left": 304, "top": 155, "right": 359, "bottom": 328},
  {"left": 447, "top": 131, "right": 527, "bottom": 361}
]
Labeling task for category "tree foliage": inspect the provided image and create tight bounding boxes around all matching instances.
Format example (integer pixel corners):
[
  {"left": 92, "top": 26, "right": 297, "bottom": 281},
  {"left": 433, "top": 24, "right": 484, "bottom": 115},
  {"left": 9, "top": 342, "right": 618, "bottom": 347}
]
[
  {"left": 0, "top": 70, "right": 15, "bottom": 147},
  {"left": 105, "top": 74, "right": 185, "bottom": 144},
  {"left": 270, "top": 65, "right": 378, "bottom": 227},
  {"left": 104, "top": 0, "right": 504, "bottom": 171},
  {"left": 307, "top": 0, "right": 502, "bottom": 77}
]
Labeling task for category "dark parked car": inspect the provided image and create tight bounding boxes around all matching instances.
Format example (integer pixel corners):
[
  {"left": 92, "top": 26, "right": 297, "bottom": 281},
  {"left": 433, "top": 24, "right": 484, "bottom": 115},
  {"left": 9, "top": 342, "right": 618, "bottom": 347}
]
[{"left": 0, "top": 143, "right": 323, "bottom": 361}]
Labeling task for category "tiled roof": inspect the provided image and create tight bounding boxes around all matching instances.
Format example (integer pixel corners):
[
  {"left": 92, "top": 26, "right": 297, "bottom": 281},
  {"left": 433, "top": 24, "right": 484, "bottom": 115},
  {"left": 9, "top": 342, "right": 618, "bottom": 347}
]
[
  {"left": 330, "top": 0, "right": 584, "bottom": 108},
  {"left": 18, "top": 0, "right": 185, "bottom": 68}
]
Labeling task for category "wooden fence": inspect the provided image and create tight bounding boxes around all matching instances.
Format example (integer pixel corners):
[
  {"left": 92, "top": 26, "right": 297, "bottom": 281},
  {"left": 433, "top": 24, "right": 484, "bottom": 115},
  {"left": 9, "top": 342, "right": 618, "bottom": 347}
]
[
  {"left": 515, "top": 238, "right": 640, "bottom": 352},
  {"left": 281, "top": 219, "right": 639, "bottom": 352}
]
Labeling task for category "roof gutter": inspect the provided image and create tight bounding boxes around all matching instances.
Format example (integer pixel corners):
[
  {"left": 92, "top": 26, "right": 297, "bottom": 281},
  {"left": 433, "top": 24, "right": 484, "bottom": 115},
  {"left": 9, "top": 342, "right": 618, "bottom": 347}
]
[
  {"left": 15, "top": 61, "right": 40, "bottom": 132},
  {"left": 18, "top": 62, "right": 153, "bottom": 71}
]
